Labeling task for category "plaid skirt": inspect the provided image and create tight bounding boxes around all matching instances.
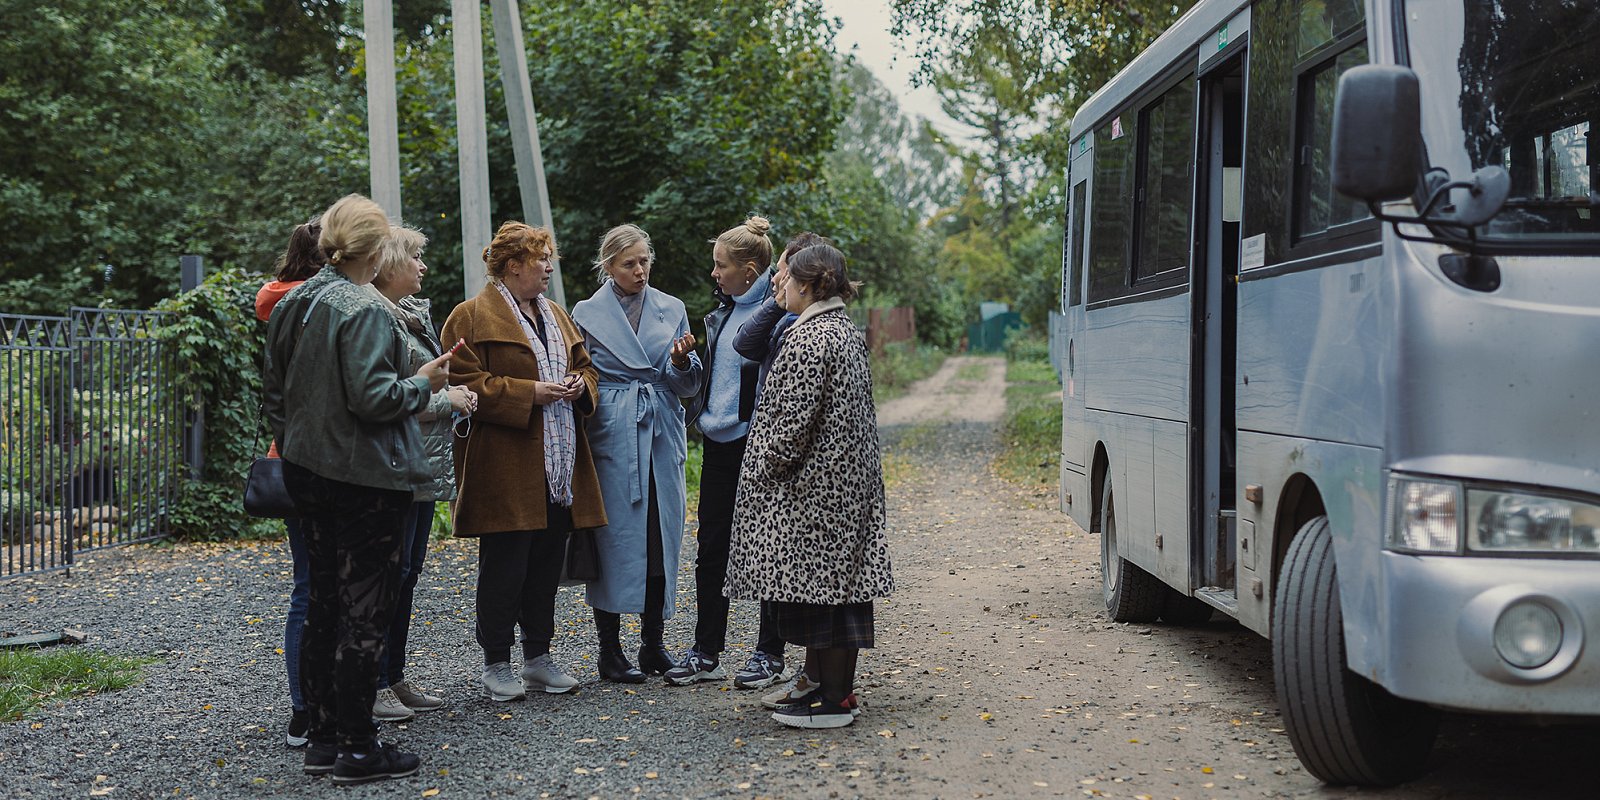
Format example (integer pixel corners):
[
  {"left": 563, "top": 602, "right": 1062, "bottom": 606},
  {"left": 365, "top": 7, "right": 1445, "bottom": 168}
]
[{"left": 771, "top": 601, "right": 875, "bottom": 649}]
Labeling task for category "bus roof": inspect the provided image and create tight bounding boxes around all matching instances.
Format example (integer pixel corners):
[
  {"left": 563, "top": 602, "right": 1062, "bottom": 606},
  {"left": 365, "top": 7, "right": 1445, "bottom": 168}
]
[{"left": 1068, "top": 0, "right": 1249, "bottom": 142}]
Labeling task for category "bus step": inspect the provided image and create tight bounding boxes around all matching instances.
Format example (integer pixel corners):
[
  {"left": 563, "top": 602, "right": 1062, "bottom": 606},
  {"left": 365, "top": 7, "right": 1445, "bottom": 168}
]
[{"left": 1194, "top": 587, "right": 1239, "bottom": 617}]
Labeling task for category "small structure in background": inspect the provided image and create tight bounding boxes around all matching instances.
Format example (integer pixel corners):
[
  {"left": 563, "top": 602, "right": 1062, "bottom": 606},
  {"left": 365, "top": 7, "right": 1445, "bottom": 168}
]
[{"left": 966, "top": 302, "right": 1024, "bottom": 353}]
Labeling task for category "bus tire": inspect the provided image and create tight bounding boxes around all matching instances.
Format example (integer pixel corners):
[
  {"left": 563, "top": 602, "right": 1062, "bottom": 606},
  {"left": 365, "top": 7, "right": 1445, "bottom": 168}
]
[
  {"left": 1272, "top": 516, "right": 1438, "bottom": 786},
  {"left": 1160, "top": 589, "right": 1214, "bottom": 624},
  {"left": 1098, "top": 478, "right": 1163, "bottom": 622}
]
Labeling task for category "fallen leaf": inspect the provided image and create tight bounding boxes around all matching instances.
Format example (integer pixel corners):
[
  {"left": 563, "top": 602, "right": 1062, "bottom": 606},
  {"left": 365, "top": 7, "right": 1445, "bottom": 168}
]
[
  {"left": 1201, "top": 766, "right": 1214, "bottom": 774},
  {"left": 422, "top": 790, "right": 440, "bottom": 798},
  {"left": 876, "top": 729, "right": 895, "bottom": 738},
  {"left": 574, "top": 738, "right": 597, "bottom": 744},
  {"left": 644, "top": 772, "right": 659, "bottom": 780}
]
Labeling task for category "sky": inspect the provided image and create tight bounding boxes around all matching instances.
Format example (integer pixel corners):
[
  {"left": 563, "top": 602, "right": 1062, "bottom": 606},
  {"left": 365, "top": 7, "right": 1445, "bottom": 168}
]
[{"left": 819, "top": 0, "right": 963, "bottom": 139}]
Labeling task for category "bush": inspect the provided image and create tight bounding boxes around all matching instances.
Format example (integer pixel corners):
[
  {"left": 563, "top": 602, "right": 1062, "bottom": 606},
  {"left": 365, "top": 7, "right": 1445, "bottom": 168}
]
[
  {"left": 1003, "top": 328, "right": 1051, "bottom": 364},
  {"left": 153, "top": 267, "right": 278, "bottom": 541},
  {"left": 871, "top": 341, "right": 946, "bottom": 403}
]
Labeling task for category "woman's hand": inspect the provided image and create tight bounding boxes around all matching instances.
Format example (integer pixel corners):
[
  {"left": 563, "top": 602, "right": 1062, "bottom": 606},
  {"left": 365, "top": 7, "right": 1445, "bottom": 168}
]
[
  {"left": 669, "top": 332, "right": 696, "bottom": 369},
  {"left": 446, "top": 385, "right": 477, "bottom": 414},
  {"left": 416, "top": 350, "right": 452, "bottom": 391},
  {"left": 533, "top": 379, "right": 583, "bottom": 405}
]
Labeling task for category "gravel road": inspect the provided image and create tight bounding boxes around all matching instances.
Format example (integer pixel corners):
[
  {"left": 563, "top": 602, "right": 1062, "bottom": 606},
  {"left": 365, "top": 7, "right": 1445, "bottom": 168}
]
[{"left": 0, "top": 355, "right": 1592, "bottom": 799}]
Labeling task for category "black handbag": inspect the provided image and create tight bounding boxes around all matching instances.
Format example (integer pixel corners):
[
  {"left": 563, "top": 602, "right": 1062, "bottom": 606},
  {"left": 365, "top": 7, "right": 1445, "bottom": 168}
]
[
  {"left": 243, "top": 281, "right": 337, "bottom": 519},
  {"left": 559, "top": 528, "right": 602, "bottom": 585},
  {"left": 243, "top": 456, "right": 299, "bottom": 518}
]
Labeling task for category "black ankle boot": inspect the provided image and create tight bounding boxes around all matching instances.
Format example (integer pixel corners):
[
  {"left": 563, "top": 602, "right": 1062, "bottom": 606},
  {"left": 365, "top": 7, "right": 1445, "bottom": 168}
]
[
  {"left": 637, "top": 611, "right": 678, "bottom": 675},
  {"left": 595, "top": 610, "right": 645, "bottom": 683}
]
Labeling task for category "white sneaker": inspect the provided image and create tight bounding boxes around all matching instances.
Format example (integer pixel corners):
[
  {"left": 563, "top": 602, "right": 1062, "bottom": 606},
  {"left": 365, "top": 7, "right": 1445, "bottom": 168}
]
[
  {"left": 372, "top": 688, "right": 416, "bottom": 722},
  {"left": 521, "top": 654, "right": 578, "bottom": 694},
  {"left": 761, "top": 672, "right": 819, "bottom": 709},
  {"left": 481, "top": 662, "right": 526, "bottom": 702}
]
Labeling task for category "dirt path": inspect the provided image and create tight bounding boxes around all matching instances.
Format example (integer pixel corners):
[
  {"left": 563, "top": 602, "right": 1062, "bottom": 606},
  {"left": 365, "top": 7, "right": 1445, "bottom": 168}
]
[{"left": 1, "top": 355, "right": 1593, "bottom": 798}]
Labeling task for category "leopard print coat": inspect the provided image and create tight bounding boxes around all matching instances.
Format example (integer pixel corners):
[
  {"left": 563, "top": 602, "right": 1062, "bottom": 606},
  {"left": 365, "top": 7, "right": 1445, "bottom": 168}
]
[{"left": 723, "top": 307, "right": 894, "bottom": 605}]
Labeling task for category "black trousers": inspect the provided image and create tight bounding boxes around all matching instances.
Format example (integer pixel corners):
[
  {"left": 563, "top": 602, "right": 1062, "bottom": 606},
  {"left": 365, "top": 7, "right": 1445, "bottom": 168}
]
[
  {"left": 380, "top": 501, "right": 433, "bottom": 687},
  {"left": 282, "top": 461, "right": 410, "bottom": 750},
  {"left": 695, "top": 436, "right": 784, "bottom": 659},
  {"left": 475, "top": 500, "right": 572, "bottom": 665}
]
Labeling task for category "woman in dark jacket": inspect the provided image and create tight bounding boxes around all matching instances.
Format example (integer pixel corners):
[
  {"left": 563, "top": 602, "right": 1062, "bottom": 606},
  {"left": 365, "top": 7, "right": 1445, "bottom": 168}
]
[
  {"left": 263, "top": 194, "right": 451, "bottom": 783},
  {"left": 440, "top": 221, "right": 607, "bottom": 703},
  {"left": 671, "top": 216, "right": 783, "bottom": 690},
  {"left": 367, "top": 226, "right": 476, "bottom": 721}
]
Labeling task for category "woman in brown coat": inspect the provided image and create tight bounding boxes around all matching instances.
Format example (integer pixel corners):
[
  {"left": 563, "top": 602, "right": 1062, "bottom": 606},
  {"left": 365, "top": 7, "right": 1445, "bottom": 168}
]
[{"left": 441, "top": 221, "right": 607, "bottom": 702}]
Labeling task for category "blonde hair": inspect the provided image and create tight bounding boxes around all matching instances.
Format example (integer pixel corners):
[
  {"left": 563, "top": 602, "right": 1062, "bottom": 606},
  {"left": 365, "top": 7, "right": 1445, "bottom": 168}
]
[
  {"left": 711, "top": 216, "right": 773, "bottom": 273},
  {"left": 482, "top": 221, "right": 557, "bottom": 279},
  {"left": 317, "top": 194, "right": 390, "bottom": 267},
  {"left": 373, "top": 225, "right": 428, "bottom": 288},
  {"left": 593, "top": 224, "right": 654, "bottom": 274}
]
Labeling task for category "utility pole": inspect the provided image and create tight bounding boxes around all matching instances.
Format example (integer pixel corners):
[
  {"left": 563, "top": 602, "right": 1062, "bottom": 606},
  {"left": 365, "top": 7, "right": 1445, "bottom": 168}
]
[
  {"left": 452, "top": 0, "right": 493, "bottom": 301},
  {"left": 490, "top": 0, "right": 565, "bottom": 307},
  {"left": 364, "top": 0, "right": 403, "bottom": 221}
]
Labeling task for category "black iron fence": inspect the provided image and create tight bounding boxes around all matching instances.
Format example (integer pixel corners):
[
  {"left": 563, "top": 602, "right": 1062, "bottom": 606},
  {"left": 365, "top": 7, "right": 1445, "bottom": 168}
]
[{"left": 0, "top": 308, "right": 182, "bottom": 577}]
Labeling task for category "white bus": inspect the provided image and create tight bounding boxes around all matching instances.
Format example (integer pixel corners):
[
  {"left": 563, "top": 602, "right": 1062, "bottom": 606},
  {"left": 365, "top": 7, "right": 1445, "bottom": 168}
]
[{"left": 1058, "top": 0, "right": 1599, "bottom": 785}]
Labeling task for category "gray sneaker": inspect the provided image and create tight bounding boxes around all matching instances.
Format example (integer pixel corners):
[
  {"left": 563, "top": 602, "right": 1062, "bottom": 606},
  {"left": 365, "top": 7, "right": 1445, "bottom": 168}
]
[
  {"left": 390, "top": 679, "right": 445, "bottom": 712},
  {"left": 372, "top": 688, "right": 416, "bottom": 722},
  {"left": 480, "top": 662, "right": 526, "bottom": 702},
  {"left": 522, "top": 654, "right": 578, "bottom": 694}
]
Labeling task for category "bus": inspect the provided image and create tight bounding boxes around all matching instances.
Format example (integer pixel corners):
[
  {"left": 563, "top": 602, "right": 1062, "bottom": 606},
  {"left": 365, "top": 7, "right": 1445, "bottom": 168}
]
[{"left": 1058, "top": 0, "right": 1599, "bottom": 786}]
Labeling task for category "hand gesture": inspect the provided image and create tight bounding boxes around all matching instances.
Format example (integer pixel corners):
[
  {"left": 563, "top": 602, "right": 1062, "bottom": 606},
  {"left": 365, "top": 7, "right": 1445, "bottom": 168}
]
[
  {"left": 669, "top": 332, "right": 696, "bottom": 368},
  {"left": 446, "top": 385, "right": 477, "bottom": 414},
  {"left": 416, "top": 350, "right": 452, "bottom": 392},
  {"left": 533, "top": 377, "right": 583, "bottom": 405}
]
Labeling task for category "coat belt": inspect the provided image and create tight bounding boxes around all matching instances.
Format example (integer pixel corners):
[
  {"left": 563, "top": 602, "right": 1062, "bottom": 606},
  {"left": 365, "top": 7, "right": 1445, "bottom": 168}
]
[{"left": 598, "top": 380, "right": 673, "bottom": 503}]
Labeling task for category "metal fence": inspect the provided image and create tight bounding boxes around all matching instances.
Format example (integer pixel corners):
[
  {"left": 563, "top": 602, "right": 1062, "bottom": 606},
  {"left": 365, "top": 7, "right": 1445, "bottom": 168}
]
[{"left": 1, "top": 308, "right": 182, "bottom": 577}]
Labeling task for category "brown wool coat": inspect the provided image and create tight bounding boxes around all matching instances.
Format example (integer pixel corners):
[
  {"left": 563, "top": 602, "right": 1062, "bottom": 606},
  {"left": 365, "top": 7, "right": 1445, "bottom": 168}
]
[{"left": 440, "top": 286, "right": 607, "bottom": 536}]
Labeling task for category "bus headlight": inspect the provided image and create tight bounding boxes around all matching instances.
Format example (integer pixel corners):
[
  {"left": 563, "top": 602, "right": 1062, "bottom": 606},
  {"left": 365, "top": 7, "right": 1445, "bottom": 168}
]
[
  {"left": 1388, "top": 478, "right": 1461, "bottom": 552},
  {"left": 1469, "top": 490, "right": 1600, "bottom": 553},
  {"left": 1492, "top": 600, "right": 1562, "bottom": 669}
]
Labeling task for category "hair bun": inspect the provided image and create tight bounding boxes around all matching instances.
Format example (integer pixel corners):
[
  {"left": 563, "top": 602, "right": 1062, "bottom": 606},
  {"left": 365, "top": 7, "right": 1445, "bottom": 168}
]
[{"left": 744, "top": 216, "right": 771, "bottom": 236}]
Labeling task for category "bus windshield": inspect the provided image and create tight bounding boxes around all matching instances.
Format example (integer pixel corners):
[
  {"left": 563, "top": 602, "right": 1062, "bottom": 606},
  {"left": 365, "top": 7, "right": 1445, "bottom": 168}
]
[{"left": 1407, "top": 0, "right": 1600, "bottom": 243}]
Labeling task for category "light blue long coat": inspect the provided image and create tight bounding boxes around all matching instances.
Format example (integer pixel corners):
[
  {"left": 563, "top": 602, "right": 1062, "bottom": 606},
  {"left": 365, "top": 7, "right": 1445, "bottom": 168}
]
[{"left": 571, "top": 283, "right": 703, "bottom": 615}]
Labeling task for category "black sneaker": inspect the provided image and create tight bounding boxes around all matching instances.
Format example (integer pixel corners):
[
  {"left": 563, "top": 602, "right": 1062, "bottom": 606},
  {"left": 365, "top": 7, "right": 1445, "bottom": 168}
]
[
  {"left": 330, "top": 741, "right": 421, "bottom": 786},
  {"left": 303, "top": 741, "right": 337, "bottom": 775},
  {"left": 285, "top": 710, "right": 310, "bottom": 748},
  {"left": 663, "top": 650, "right": 725, "bottom": 686},
  {"left": 771, "top": 690, "right": 858, "bottom": 729}
]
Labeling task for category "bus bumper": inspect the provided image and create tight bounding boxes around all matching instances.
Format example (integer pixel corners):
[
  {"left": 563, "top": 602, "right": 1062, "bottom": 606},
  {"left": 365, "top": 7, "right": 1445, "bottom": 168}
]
[{"left": 1377, "top": 552, "right": 1600, "bottom": 714}]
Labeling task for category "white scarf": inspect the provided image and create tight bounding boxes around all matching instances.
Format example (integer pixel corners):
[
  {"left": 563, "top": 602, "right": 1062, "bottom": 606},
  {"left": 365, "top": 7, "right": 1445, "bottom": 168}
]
[{"left": 492, "top": 280, "right": 576, "bottom": 506}]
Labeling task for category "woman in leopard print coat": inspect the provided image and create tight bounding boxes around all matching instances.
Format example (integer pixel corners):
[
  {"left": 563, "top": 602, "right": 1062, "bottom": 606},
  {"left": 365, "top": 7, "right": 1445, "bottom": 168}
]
[{"left": 724, "top": 243, "right": 893, "bottom": 729}]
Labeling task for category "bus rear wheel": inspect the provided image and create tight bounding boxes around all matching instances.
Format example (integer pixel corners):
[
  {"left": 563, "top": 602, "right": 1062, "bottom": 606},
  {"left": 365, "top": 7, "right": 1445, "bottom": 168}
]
[
  {"left": 1272, "top": 516, "right": 1438, "bottom": 786},
  {"left": 1098, "top": 478, "right": 1163, "bottom": 622}
]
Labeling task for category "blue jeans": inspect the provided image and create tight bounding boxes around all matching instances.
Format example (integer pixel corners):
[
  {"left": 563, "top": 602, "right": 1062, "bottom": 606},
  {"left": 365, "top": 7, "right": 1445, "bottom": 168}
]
[
  {"left": 380, "top": 501, "right": 434, "bottom": 688},
  {"left": 284, "top": 517, "right": 310, "bottom": 711}
]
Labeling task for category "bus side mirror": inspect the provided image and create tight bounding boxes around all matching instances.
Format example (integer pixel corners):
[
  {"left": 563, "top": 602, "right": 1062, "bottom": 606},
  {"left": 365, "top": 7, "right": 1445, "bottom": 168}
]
[{"left": 1332, "top": 65, "right": 1422, "bottom": 203}]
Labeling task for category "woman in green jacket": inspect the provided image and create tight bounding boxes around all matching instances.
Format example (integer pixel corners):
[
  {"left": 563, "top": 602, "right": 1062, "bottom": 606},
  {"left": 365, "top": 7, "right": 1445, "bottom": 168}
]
[{"left": 262, "top": 194, "right": 452, "bottom": 786}]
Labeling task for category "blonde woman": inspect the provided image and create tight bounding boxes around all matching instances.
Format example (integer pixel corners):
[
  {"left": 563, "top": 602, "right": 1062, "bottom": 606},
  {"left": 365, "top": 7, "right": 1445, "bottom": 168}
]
[
  {"left": 571, "top": 224, "right": 702, "bottom": 683},
  {"left": 263, "top": 194, "right": 451, "bottom": 783},
  {"left": 671, "top": 216, "right": 786, "bottom": 688},
  {"left": 366, "top": 227, "right": 476, "bottom": 721}
]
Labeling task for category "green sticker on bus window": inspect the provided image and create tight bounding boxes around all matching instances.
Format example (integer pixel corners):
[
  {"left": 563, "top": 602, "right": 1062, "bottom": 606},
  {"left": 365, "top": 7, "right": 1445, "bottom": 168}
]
[
  {"left": 1079, "top": 138, "right": 1088, "bottom": 154},
  {"left": 1218, "top": 24, "right": 1229, "bottom": 49}
]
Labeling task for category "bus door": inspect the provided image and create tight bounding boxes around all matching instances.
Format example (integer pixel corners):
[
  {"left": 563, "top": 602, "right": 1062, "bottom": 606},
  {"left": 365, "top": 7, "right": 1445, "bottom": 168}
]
[
  {"left": 1063, "top": 139, "right": 1091, "bottom": 477},
  {"left": 1191, "top": 47, "right": 1245, "bottom": 605}
]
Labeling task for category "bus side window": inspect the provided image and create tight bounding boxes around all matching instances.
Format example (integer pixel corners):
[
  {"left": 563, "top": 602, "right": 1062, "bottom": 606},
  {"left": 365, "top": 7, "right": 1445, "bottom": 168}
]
[{"left": 1068, "top": 180, "right": 1087, "bottom": 307}]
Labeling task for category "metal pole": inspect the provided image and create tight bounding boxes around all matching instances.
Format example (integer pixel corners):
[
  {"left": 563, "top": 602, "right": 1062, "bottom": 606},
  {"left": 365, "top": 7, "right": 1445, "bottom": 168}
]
[
  {"left": 489, "top": 0, "right": 564, "bottom": 307},
  {"left": 365, "top": 0, "right": 404, "bottom": 221},
  {"left": 179, "top": 256, "right": 204, "bottom": 481},
  {"left": 453, "top": 0, "right": 493, "bottom": 301}
]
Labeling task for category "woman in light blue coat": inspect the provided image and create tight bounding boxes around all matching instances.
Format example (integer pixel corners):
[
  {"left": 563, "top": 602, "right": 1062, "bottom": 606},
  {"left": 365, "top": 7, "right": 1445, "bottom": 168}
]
[{"left": 571, "top": 223, "right": 702, "bottom": 683}]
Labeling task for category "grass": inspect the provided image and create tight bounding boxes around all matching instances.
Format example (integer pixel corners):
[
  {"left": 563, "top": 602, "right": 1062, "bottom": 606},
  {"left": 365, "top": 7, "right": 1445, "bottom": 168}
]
[
  {"left": 0, "top": 647, "right": 155, "bottom": 721},
  {"left": 996, "top": 336, "right": 1063, "bottom": 488},
  {"left": 871, "top": 341, "right": 947, "bottom": 404},
  {"left": 955, "top": 362, "right": 989, "bottom": 382}
]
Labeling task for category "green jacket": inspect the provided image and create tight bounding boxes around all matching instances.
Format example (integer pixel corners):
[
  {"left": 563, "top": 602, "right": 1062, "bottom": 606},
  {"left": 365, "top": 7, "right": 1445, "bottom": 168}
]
[{"left": 263, "top": 266, "right": 431, "bottom": 492}]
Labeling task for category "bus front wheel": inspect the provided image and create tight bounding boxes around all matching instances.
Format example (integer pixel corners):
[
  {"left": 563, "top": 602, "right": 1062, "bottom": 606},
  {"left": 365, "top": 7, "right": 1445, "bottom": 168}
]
[
  {"left": 1098, "top": 478, "right": 1164, "bottom": 622},
  {"left": 1272, "top": 516, "right": 1438, "bottom": 786}
]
